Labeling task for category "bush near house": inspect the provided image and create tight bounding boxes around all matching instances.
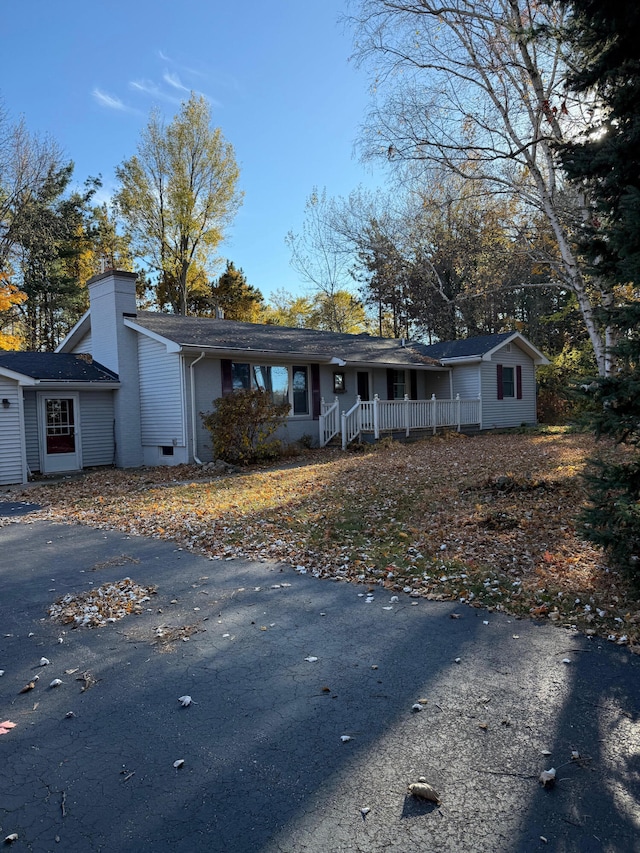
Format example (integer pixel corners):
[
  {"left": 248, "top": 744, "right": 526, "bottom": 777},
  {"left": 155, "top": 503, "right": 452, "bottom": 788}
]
[{"left": 201, "top": 389, "right": 290, "bottom": 465}]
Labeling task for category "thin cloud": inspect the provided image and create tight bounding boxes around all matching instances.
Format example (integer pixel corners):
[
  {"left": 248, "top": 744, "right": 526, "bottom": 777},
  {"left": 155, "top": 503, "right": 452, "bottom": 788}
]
[
  {"left": 93, "top": 88, "right": 129, "bottom": 111},
  {"left": 129, "top": 79, "right": 182, "bottom": 105},
  {"left": 158, "top": 50, "right": 207, "bottom": 79},
  {"left": 163, "top": 71, "right": 190, "bottom": 93}
]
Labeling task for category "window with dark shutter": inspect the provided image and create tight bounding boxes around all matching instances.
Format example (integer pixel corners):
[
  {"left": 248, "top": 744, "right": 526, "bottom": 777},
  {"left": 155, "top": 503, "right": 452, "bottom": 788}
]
[
  {"left": 516, "top": 365, "right": 523, "bottom": 399},
  {"left": 311, "top": 364, "right": 321, "bottom": 419},
  {"left": 221, "top": 359, "right": 233, "bottom": 395},
  {"left": 497, "top": 364, "right": 504, "bottom": 400},
  {"left": 410, "top": 370, "right": 417, "bottom": 400}
]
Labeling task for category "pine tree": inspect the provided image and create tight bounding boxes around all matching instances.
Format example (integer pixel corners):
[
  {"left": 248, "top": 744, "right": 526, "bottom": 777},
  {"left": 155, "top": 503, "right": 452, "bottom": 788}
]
[
  {"left": 580, "top": 303, "right": 640, "bottom": 575},
  {"left": 206, "top": 261, "right": 264, "bottom": 322},
  {"left": 559, "top": 0, "right": 640, "bottom": 576}
]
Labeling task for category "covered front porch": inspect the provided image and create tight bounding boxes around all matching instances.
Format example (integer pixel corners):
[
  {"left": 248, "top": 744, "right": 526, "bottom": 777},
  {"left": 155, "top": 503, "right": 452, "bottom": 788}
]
[{"left": 319, "top": 394, "right": 482, "bottom": 449}]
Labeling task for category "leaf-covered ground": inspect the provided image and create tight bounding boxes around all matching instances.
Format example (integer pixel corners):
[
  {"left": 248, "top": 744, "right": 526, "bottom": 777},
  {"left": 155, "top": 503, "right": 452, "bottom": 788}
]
[{"left": 11, "top": 430, "right": 640, "bottom": 649}]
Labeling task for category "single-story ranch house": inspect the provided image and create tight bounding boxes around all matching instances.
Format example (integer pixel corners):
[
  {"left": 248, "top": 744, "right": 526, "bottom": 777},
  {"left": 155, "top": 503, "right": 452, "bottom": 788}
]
[{"left": 0, "top": 269, "right": 549, "bottom": 486}]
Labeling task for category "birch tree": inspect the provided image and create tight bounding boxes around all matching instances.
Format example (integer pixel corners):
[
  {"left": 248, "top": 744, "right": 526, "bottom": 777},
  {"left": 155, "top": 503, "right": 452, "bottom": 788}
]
[
  {"left": 115, "top": 93, "right": 242, "bottom": 315},
  {"left": 347, "top": 0, "right": 614, "bottom": 374},
  {"left": 286, "top": 188, "right": 358, "bottom": 331}
]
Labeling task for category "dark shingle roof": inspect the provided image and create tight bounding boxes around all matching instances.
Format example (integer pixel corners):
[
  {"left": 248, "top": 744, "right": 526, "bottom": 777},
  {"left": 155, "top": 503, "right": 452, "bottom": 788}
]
[
  {"left": 131, "top": 312, "right": 442, "bottom": 368},
  {"left": 420, "top": 333, "right": 515, "bottom": 360},
  {"left": 0, "top": 352, "right": 118, "bottom": 382}
]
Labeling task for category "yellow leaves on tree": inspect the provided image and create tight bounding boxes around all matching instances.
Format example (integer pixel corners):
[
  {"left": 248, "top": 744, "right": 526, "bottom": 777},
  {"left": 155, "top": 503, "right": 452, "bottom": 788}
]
[{"left": 0, "top": 273, "right": 26, "bottom": 350}]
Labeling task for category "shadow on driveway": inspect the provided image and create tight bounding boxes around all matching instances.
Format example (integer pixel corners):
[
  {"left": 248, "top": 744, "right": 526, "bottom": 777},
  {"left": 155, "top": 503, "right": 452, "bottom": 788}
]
[{"left": 0, "top": 520, "right": 639, "bottom": 852}]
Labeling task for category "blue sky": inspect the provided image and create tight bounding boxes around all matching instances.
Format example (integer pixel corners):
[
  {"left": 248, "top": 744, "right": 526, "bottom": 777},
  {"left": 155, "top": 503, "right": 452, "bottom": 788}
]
[{"left": 3, "top": 1, "right": 386, "bottom": 301}]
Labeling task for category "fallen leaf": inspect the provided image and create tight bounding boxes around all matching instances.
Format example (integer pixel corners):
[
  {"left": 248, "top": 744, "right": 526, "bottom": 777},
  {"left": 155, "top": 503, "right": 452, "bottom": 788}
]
[
  {"left": 539, "top": 768, "right": 556, "bottom": 788},
  {"left": 49, "top": 679, "right": 63, "bottom": 688},
  {"left": 19, "top": 677, "right": 38, "bottom": 694},
  {"left": 340, "top": 735, "right": 352, "bottom": 742},
  {"left": 76, "top": 671, "right": 97, "bottom": 692},
  {"left": 304, "top": 656, "right": 318, "bottom": 662},
  {"left": 0, "top": 721, "right": 17, "bottom": 735},
  {"left": 173, "top": 759, "right": 185, "bottom": 769},
  {"left": 407, "top": 781, "right": 441, "bottom": 804},
  {"left": 178, "top": 695, "right": 192, "bottom": 707},
  {"left": 39, "top": 657, "right": 50, "bottom": 666},
  {"left": 4, "top": 833, "right": 18, "bottom": 843}
]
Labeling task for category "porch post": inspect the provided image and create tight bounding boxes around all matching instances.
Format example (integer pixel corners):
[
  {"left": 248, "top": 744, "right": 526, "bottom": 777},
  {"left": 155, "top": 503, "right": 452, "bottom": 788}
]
[
  {"left": 404, "top": 393, "right": 410, "bottom": 437},
  {"left": 431, "top": 394, "right": 437, "bottom": 435},
  {"left": 456, "top": 393, "right": 461, "bottom": 432},
  {"left": 373, "top": 394, "right": 380, "bottom": 440}
]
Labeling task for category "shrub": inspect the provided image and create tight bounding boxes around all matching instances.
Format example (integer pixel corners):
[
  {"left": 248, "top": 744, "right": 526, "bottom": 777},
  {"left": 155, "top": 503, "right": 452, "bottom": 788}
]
[{"left": 201, "top": 389, "right": 290, "bottom": 465}]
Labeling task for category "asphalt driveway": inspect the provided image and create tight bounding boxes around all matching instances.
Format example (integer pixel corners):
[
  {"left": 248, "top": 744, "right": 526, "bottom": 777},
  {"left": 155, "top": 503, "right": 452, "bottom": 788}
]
[{"left": 0, "top": 516, "right": 639, "bottom": 852}]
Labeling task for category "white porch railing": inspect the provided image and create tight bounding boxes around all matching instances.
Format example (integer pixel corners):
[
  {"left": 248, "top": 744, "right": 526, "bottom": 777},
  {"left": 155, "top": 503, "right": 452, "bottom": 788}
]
[
  {"left": 319, "top": 394, "right": 481, "bottom": 449},
  {"left": 319, "top": 397, "right": 340, "bottom": 446}
]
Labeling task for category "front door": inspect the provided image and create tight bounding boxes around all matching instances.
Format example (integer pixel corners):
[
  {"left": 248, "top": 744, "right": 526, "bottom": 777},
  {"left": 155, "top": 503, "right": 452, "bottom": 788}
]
[
  {"left": 357, "top": 371, "right": 370, "bottom": 401},
  {"left": 38, "top": 394, "right": 81, "bottom": 474}
]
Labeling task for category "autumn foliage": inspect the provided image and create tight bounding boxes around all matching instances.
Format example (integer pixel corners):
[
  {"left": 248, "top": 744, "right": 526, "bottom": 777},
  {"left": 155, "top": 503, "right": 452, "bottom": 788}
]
[
  {"left": 201, "top": 389, "right": 290, "bottom": 465},
  {"left": 0, "top": 273, "right": 26, "bottom": 350}
]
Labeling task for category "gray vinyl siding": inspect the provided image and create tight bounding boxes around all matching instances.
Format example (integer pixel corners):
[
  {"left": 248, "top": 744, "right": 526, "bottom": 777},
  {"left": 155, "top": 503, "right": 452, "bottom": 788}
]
[
  {"left": 423, "top": 370, "right": 453, "bottom": 398},
  {"left": 71, "top": 331, "right": 92, "bottom": 353},
  {"left": 78, "top": 392, "right": 115, "bottom": 466},
  {"left": 138, "top": 335, "right": 185, "bottom": 447},
  {"left": 23, "top": 390, "right": 40, "bottom": 473},
  {"left": 189, "top": 356, "right": 223, "bottom": 463},
  {"left": 0, "top": 379, "right": 25, "bottom": 485},
  {"left": 480, "top": 344, "right": 537, "bottom": 428},
  {"left": 451, "top": 364, "right": 481, "bottom": 398}
]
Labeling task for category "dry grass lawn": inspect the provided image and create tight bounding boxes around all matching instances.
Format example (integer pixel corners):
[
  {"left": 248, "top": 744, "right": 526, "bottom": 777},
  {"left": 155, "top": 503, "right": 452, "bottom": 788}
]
[{"left": 12, "top": 429, "right": 640, "bottom": 649}]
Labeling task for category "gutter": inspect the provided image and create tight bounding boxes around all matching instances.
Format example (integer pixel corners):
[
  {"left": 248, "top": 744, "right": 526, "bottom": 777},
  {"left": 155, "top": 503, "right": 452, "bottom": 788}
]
[{"left": 189, "top": 351, "right": 207, "bottom": 465}]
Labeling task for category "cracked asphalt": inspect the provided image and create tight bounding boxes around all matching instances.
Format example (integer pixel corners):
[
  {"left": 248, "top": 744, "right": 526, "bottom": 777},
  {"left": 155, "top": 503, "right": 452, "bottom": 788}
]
[{"left": 1, "top": 515, "right": 639, "bottom": 852}]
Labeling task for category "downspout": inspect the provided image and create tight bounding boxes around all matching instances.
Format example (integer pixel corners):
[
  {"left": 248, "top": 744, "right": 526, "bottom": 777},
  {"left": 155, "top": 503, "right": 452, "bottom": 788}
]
[{"left": 189, "top": 352, "right": 206, "bottom": 465}]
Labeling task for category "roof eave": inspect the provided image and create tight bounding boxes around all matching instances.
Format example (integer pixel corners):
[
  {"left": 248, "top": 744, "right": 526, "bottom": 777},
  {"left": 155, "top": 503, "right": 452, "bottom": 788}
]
[
  {"left": 124, "top": 318, "right": 182, "bottom": 352},
  {"left": 0, "top": 367, "right": 38, "bottom": 384},
  {"left": 481, "top": 332, "right": 550, "bottom": 364},
  {"left": 439, "top": 356, "right": 482, "bottom": 365},
  {"left": 32, "top": 380, "right": 121, "bottom": 390},
  {"left": 56, "top": 311, "right": 90, "bottom": 353}
]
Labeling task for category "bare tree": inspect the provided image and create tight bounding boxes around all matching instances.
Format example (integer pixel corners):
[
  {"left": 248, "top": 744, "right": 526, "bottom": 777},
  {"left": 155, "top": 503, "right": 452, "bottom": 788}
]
[
  {"left": 286, "top": 188, "right": 359, "bottom": 331},
  {"left": 0, "top": 109, "right": 65, "bottom": 272},
  {"left": 347, "top": 0, "right": 615, "bottom": 373}
]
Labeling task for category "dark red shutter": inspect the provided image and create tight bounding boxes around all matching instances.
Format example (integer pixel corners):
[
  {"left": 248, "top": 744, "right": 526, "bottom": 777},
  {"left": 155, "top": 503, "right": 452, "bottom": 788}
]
[
  {"left": 516, "top": 365, "right": 523, "bottom": 400},
  {"left": 387, "top": 368, "right": 394, "bottom": 400},
  {"left": 410, "top": 370, "right": 417, "bottom": 400},
  {"left": 497, "top": 364, "right": 504, "bottom": 400},
  {"left": 221, "top": 359, "right": 233, "bottom": 395},
  {"left": 311, "top": 364, "right": 321, "bottom": 419}
]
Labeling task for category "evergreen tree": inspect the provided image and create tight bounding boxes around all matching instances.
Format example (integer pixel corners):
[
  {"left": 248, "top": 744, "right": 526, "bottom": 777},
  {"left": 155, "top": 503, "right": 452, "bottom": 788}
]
[
  {"left": 580, "top": 303, "right": 640, "bottom": 575},
  {"left": 560, "top": 0, "right": 640, "bottom": 287},
  {"left": 559, "top": 0, "right": 640, "bottom": 576},
  {"left": 204, "top": 261, "right": 264, "bottom": 322}
]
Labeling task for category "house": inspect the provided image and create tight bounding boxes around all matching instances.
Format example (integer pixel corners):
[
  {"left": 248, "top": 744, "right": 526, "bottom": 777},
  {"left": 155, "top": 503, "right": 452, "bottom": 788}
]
[{"left": 0, "top": 269, "right": 549, "bottom": 485}]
